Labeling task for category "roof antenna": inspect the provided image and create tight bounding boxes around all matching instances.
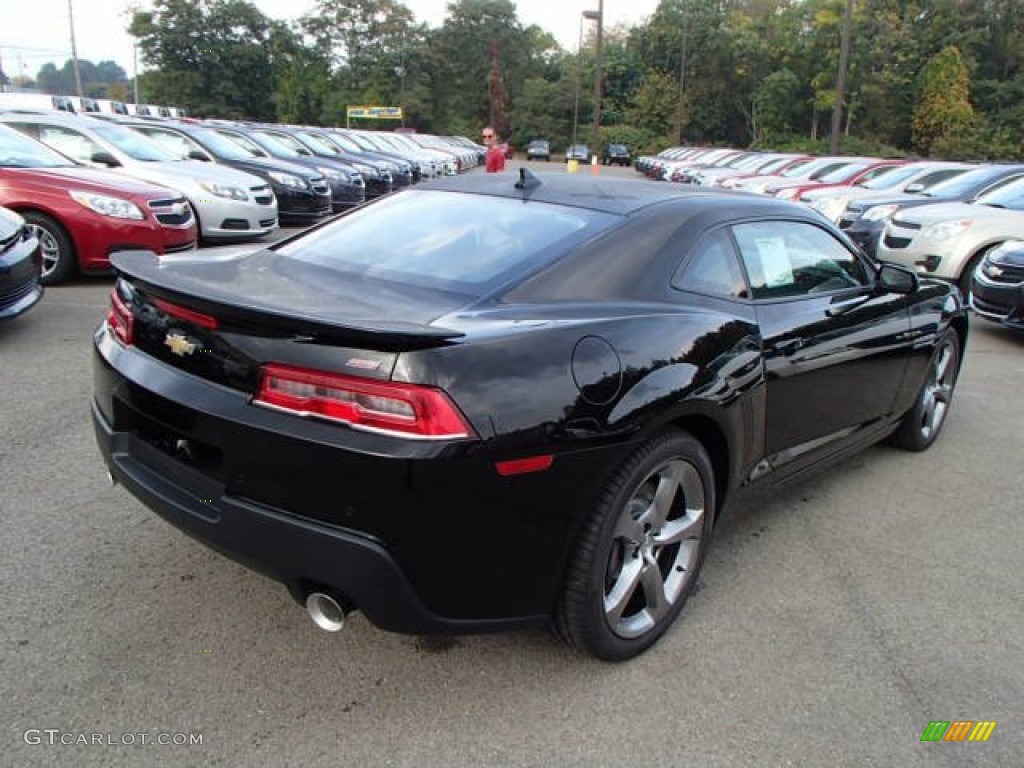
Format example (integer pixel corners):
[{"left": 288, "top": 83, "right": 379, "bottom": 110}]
[{"left": 515, "top": 167, "right": 541, "bottom": 190}]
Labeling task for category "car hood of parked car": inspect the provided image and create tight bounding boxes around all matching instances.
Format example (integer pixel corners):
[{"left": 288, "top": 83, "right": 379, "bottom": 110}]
[
  {"left": 214, "top": 155, "right": 319, "bottom": 181},
  {"left": 115, "top": 158, "right": 266, "bottom": 191},
  {"left": 8, "top": 165, "right": 180, "bottom": 198},
  {"left": 890, "top": 200, "right": 1024, "bottom": 226}
]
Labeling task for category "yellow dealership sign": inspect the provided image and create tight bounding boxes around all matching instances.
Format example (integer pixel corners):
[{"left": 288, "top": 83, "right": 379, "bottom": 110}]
[{"left": 346, "top": 106, "right": 404, "bottom": 120}]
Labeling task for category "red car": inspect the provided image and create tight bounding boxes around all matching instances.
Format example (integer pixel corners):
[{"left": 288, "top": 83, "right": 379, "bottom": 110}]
[
  {"left": 0, "top": 124, "right": 197, "bottom": 284},
  {"left": 770, "top": 159, "right": 906, "bottom": 202}
]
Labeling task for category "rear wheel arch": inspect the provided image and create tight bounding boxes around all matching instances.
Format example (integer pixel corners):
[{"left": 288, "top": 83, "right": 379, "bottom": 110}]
[{"left": 668, "top": 414, "right": 730, "bottom": 522}]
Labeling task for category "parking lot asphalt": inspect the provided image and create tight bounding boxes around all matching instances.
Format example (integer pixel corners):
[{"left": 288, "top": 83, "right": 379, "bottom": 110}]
[{"left": 2, "top": 163, "right": 1022, "bottom": 767}]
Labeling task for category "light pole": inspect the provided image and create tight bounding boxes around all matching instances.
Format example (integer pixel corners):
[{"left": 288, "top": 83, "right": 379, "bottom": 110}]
[
  {"left": 132, "top": 41, "right": 139, "bottom": 104},
  {"left": 571, "top": 14, "right": 584, "bottom": 150},
  {"left": 68, "top": 0, "right": 84, "bottom": 98},
  {"left": 585, "top": 3, "right": 603, "bottom": 154}
]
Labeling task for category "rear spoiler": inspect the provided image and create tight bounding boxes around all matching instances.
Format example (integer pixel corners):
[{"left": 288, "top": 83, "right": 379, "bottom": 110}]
[{"left": 111, "top": 251, "right": 465, "bottom": 349}]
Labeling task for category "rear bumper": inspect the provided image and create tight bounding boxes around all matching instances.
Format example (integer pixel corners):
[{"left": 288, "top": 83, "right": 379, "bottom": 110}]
[{"left": 92, "top": 399, "right": 541, "bottom": 634}]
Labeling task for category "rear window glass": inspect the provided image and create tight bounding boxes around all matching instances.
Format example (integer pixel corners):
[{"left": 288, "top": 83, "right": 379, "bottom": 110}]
[{"left": 276, "top": 190, "right": 616, "bottom": 294}]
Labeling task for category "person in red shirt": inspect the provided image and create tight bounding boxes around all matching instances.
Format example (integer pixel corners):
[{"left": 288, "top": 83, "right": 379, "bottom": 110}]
[{"left": 482, "top": 126, "right": 506, "bottom": 173}]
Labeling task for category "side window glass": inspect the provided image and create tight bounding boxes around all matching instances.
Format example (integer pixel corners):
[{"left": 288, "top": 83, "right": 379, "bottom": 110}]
[
  {"left": 142, "top": 129, "right": 196, "bottom": 158},
  {"left": 36, "top": 126, "right": 103, "bottom": 164},
  {"left": 672, "top": 230, "right": 748, "bottom": 299},
  {"left": 733, "top": 221, "right": 870, "bottom": 299}
]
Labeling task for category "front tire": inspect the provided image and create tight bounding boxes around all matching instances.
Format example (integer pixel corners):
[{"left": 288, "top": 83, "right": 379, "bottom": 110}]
[
  {"left": 556, "top": 430, "right": 715, "bottom": 661},
  {"left": 889, "top": 329, "right": 961, "bottom": 452},
  {"left": 22, "top": 211, "right": 76, "bottom": 285}
]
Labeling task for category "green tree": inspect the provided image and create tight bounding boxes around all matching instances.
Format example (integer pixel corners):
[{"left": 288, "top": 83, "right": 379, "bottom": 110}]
[
  {"left": 912, "top": 45, "right": 974, "bottom": 156},
  {"left": 626, "top": 70, "right": 679, "bottom": 140},
  {"left": 751, "top": 68, "right": 803, "bottom": 143},
  {"left": 429, "top": 0, "right": 548, "bottom": 136},
  {"left": 130, "top": 0, "right": 277, "bottom": 118}
]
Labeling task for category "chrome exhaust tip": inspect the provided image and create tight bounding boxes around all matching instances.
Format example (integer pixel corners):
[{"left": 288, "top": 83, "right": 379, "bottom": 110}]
[{"left": 305, "top": 591, "right": 346, "bottom": 632}]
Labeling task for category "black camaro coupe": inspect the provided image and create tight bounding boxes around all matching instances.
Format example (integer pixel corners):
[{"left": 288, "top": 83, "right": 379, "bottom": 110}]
[{"left": 92, "top": 172, "right": 967, "bottom": 661}]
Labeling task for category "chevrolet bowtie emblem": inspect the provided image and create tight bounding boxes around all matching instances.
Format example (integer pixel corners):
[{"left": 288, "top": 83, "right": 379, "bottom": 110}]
[{"left": 165, "top": 332, "right": 197, "bottom": 357}]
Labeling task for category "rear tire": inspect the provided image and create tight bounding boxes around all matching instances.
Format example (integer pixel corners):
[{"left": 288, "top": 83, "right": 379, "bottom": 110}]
[
  {"left": 22, "top": 211, "right": 76, "bottom": 285},
  {"left": 889, "top": 329, "right": 961, "bottom": 452},
  {"left": 556, "top": 430, "right": 714, "bottom": 661}
]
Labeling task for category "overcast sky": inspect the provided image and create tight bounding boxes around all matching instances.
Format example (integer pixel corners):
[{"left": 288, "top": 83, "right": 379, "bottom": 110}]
[{"left": 0, "top": 0, "right": 659, "bottom": 81}]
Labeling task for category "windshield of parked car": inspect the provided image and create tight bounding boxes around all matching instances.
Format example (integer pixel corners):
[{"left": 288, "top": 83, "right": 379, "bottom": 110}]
[
  {"left": 975, "top": 177, "right": 1024, "bottom": 210},
  {"left": 0, "top": 125, "right": 73, "bottom": 167},
  {"left": 253, "top": 130, "right": 308, "bottom": 155},
  {"left": 90, "top": 123, "right": 178, "bottom": 162},
  {"left": 336, "top": 132, "right": 377, "bottom": 152},
  {"left": 816, "top": 162, "right": 874, "bottom": 183},
  {"left": 296, "top": 131, "right": 345, "bottom": 156},
  {"left": 188, "top": 128, "right": 260, "bottom": 161},
  {"left": 347, "top": 132, "right": 385, "bottom": 151},
  {"left": 922, "top": 167, "right": 1024, "bottom": 199},
  {"left": 276, "top": 190, "right": 616, "bottom": 294},
  {"left": 222, "top": 130, "right": 288, "bottom": 158},
  {"left": 321, "top": 132, "right": 363, "bottom": 153},
  {"left": 753, "top": 155, "right": 801, "bottom": 175},
  {"left": 854, "top": 164, "right": 920, "bottom": 188},
  {"left": 779, "top": 158, "right": 827, "bottom": 178}
]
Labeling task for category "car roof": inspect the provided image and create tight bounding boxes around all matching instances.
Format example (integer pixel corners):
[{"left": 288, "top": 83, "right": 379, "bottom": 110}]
[{"left": 416, "top": 172, "right": 802, "bottom": 217}]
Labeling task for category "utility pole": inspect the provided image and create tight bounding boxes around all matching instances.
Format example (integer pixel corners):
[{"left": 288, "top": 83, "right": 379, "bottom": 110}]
[
  {"left": 68, "top": 0, "right": 84, "bottom": 98},
  {"left": 830, "top": 0, "right": 854, "bottom": 154},
  {"left": 590, "top": 0, "right": 604, "bottom": 152},
  {"left": 133, "top": 42, "right": 139, "bottom": 104}
]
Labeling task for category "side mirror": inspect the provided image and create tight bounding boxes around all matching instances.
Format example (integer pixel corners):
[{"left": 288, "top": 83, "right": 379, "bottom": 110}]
[
  {"left": 187, "top": 149, "right": 212, "bottom": 162},
  {"left": 91, "top": 151, "right": 119, "bottom": 167},
  {"left": 905, "top": 182, "right": 924, "bottom": 193},
  {"left": 877, "top": 262, "right": 918, "bottom": 294},
  {"left": 297, "top": 148, "right": 313, "bottom": 156}
]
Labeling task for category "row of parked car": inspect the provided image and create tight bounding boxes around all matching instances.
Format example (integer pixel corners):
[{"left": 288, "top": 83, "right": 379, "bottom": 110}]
[
  {"left": 0, "top": 106, "right": 487, "bottom": 299},
  {"left": 635, "top": 145, "right": 1024, "bottom": 331},
  {"left": 525, "top": 139, "right": 633, "bottom": 166},
  {"left": 0, "top": 91, "right": 188, "bottom": 119}
]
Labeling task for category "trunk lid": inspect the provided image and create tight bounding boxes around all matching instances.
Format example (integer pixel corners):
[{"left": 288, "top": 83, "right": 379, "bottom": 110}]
[{"left": 110, "top": 250, "right": 464, "bottom": 393}]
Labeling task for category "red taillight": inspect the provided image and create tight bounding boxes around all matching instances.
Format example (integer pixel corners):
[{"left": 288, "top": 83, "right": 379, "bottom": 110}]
[
  {"left": 153, "top": 297, "right": 218, "bottom": 329},
  {"left": 255, "top": 364, "right": 476, "bottom": 440},
  {"left": 106, "top": 287, "right": 134, "bottom": 345}
]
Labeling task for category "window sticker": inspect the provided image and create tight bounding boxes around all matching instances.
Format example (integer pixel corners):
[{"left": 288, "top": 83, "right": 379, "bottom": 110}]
[{"left": 755, "top": 236, "right": 793, "bottom": 287}]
